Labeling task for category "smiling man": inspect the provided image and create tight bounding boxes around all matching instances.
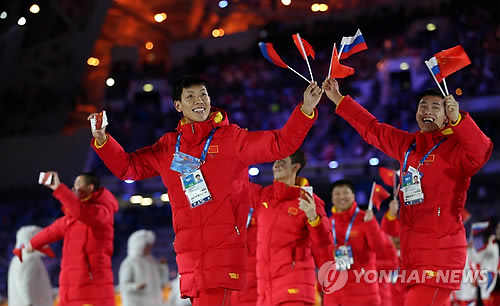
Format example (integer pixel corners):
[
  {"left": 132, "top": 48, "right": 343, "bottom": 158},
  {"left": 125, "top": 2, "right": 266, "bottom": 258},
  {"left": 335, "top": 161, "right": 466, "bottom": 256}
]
[
  {"left": 89, "top": 75, "right": 323, "bottom": 305},
  {"left": 322, "top": 78, "right": 493, "bottom": 306}
]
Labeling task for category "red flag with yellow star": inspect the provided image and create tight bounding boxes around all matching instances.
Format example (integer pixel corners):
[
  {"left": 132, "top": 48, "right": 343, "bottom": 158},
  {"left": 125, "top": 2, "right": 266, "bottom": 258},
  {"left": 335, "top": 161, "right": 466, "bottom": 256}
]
[
  {"left": 378, "top": 167, "right": 396, "bottom": 187},
  {"left": 371, "top": 184, "right": 391, "bottom": 210}
]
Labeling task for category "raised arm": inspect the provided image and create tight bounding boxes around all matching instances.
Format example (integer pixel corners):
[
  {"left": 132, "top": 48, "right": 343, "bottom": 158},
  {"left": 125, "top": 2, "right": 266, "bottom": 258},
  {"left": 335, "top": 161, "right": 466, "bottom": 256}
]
[
  {"left": 322, "top": 78, "right": 411, "bottom": 161},
  {"left": 88, "top": 112, "right": 162, "bottom": 181},
  {"left": 444, "top": 95, "right": 493, "bottom": 177},
  {"left": 30, "top": 217, "right": 66, "bottom": 250},
  {"left": 234, "top": 82, "right": 322, "bottom": 165},
  {"left": 52, "top": 184, "right": 115, "bottom": 228}
]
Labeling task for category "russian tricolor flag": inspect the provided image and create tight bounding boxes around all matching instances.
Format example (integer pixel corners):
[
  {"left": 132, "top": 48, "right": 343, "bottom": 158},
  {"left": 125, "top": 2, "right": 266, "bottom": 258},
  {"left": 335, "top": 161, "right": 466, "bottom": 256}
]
[
  {"left": 471, "top": 221, "right": 490, "bottom": 235},
  {"left": 339, "top": 29, "right": 368, "bottom": 60},
  {"left": 259, "top": 42, "right": 288, "bottom": 68},
  {"left": 425, "top": 56, "right": 443, "bottom": 83}
]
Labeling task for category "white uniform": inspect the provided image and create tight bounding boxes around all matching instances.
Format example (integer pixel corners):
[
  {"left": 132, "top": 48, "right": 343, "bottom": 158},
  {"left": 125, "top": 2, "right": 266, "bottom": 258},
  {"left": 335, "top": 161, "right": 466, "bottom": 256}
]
[
  {"left": 469, "top": 238, "right": 499, "bottom": 301},
  {"left": 8, "top": 225, "right": 53, "bottom": 306},
  {"left": 453, "top": 250, "right": 478, "bottom": 304},
  {"left": 119, "top": 229, "right": 169, "bottom": 306}
]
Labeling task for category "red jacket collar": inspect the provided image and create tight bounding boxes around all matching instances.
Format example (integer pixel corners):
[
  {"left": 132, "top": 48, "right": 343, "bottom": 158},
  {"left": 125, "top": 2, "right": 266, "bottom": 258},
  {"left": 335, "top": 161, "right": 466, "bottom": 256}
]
[
  {"left": 414, "top": 127, "right": 450, "bottom": 154},
  {"left": 332, "top": 201, "right": 359, "bottom": 220},
  {"left": 175, "top": 107, "right": 229, "bottom": 145},
  {"left": 272, "top": 177, "right": 309, "bottom": 201}
]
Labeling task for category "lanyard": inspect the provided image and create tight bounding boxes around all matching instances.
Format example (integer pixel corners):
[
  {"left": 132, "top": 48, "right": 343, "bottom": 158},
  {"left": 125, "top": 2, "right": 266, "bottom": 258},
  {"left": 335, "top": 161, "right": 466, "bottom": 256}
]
[
  {"left": 402, "top": 138, "right": 446, "bottom": 172},
  {"left": 246, "top": 208, "right": 254, "bottom": 228},
  {"left": 175, "top": 128, "right": 217, "bottom": 164},
  {"left": 332, "top": 206, "right": 359, "bottom": 247}
]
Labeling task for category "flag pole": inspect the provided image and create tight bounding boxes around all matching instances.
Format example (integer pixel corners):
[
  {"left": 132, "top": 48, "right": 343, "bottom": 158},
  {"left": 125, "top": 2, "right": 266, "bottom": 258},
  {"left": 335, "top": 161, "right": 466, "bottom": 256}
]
[
  {"left": 424, "top": 60, "right": 446, "bottom": 96},
  {"left": 287, "top": 66, "right": 310, "bottom": 83},
  {"left": 367, "top": 181, "right": 376, "bottom": 211},
  {"left": 327, "top": 43, "right": 336, "bottom": 79},
  {"left": 442, "top": 78, "right": 450, "bottom": 95},
  {"left": 296, "top": 33, "right": 314, "bottom": 82},
  {"left": 393, "top": 170, "right": 397, "bottom": 200}
]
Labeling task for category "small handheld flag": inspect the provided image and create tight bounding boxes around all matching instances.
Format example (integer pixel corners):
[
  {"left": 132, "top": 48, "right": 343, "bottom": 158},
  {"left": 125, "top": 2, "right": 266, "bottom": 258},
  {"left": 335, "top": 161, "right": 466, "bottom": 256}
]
[
  {"left": 293, "top": 33, "right": 315, "bottom": 81},
  {"left": 328, "top": 43, "right": 355, "bottom": 79},
  {"left": 368, "top": 182, "right": 390, "bottom": 210},
  {"left": 338, "top": 29, "right": 368, "bottom": 60},
  {"left": 259, "top": 42, "right": 309, "bottom": 82}
]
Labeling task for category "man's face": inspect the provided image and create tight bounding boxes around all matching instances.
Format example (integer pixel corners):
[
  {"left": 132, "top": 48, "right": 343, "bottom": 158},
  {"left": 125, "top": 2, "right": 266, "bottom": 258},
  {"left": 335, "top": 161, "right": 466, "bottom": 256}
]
[
  {"left": 331, "top": 185, "right": 355, "bottom": 212},
  {"left": 72, "top": 175, "right": 94, "bottom": 200},
  {"left": 416, "top": 95, "right": 447, "bottom": 133},
  {"left": 272, "top": 157, "right": 299, "bottom": 182},
  {"left": 174, "top": 84, "right": 211, "bottom": 123}
]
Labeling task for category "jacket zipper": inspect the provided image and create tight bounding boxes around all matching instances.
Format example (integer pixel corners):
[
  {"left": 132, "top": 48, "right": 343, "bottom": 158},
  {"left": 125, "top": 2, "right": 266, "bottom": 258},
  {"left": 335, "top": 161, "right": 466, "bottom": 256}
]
[
  {"left": 235, "top": 225, "right": 240, "bottom": 235},
  {"left": 437, "top": 207, "right": 441, "bottom": 216}
]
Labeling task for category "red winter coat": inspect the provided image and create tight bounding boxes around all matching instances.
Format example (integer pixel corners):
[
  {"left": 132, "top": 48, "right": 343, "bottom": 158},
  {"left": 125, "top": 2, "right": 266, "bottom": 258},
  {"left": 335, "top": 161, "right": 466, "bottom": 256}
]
[
  {"left": 231, "top": 183, "right": 263, "bottom": 306},
  {"left": 30, "top": 184, "right": 118, "bottom": 306},
  {"left": 336, "top": 95, "right": 493, "bottom": 290},
  {"left": 376, "top": 228, "right": 399, "bottom": 306},
  {"left": 255, "top": 178, "right": 332, "bottom": 306},
  {"left": 91, "top": 106, "right": 316, "bottom": 298},
  {"left": 323, "top": 202, "right": 383, "bottom": 306}
]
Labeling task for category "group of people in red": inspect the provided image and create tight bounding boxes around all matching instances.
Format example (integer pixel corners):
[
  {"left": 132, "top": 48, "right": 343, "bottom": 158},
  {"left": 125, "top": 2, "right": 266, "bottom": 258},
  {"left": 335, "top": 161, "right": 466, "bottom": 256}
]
[{"left": 19, "top": 73, "right": 491, "bottom": 306}]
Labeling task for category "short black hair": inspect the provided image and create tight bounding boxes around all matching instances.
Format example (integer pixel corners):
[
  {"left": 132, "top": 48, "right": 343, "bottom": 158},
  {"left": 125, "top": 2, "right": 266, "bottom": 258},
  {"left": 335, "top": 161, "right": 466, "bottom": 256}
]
[
  {"left": 78, "top": 172, "right": 100, "bottom": 190},
  {"left": 290, "top": 149, "right": 306, "bottom": 176},
  {"left": 331, "top": 179, "right": 355, "bottom": 194},
  {"left": 172, "top": 75, "right": 207, "bottom": 102},
  {"left": 416, "top": 88, "right": 444, "bottom": 110}
]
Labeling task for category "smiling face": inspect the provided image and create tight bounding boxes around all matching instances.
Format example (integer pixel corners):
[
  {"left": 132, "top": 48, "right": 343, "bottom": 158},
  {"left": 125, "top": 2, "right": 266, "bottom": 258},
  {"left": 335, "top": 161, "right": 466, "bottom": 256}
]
[
  {"left": 331, "top": 185, "right": 355, "bottom": 213},
  {"left": 416, "top": 95, "right": 448, "bottom": 133},
  {"left": 174, "top": 84, "right": 211, "bottom": 123}
]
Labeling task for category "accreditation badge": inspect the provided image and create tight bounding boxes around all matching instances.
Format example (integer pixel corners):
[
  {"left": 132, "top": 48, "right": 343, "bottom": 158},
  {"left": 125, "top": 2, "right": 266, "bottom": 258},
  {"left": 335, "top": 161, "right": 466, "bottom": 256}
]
[
  {"left": 181, "top": 169, "right": 212, "bottom": 208},
  {"left": 401, "top": 167, "right": 424, "bottom": 205},
  {"left": 334, "top": 245, "right": 354, "bottom": 270}
]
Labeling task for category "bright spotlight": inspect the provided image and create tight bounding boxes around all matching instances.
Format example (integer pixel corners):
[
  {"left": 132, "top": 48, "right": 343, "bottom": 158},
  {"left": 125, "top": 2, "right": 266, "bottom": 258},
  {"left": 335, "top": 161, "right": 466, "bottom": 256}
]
[
  {"left": 369, "top": 157, "right": 380, "bottom": 166},
  {"left": 140, "top": 198, "right": 153, "bottom": 206},
  {"left": 160, "top": 193, "right": 170, "bottom": 202},
  {"left": 0, "top": 12, "right": 7, "bottom": 19},
  {"left": 124, "top": 179, "right": 134, "bottom": 184},
  {"left": 30, "top": 4, "right": 40, "bottom": 14},
  {"left": 143, "top": 84, "right": 154, "bottom": 92},
  {"left": 328, "top": 161, "right": 339, "bottom": 169},
  {"left": 426, "top": 23, "right": 436, "bottom": 31},
  {"left": 399, "top": 62, "right": 410, "bottom": 70},
  {"left": 106, "top": 78, "right": 115, "bottom": 87},
  {"left": 130, "top": 195, "right": 143, "bottom": 204},
  {"left": 281, "top": 0, "right": 291, "bottom": 5},
  {"left": 248, "top": 167, "right": 260, "bottom": 176},
  {"left": 18, "top": 17, "right": 27, "bottom": 26},
  {"left": 218, "top": 0, "right": 229, "bottom": 8}
]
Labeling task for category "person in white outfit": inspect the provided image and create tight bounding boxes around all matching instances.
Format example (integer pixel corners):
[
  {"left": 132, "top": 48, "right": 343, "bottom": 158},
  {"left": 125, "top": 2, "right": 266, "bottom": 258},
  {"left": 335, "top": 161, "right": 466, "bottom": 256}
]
[
  {"left": 119, "top": 229, "right": 169, "bottom": 306},
  {"left": 8, "top": 225, "right": 53, "bottom": 306},
  {"left": 469, "top": 233, "right": 499, "bottom": 304}
]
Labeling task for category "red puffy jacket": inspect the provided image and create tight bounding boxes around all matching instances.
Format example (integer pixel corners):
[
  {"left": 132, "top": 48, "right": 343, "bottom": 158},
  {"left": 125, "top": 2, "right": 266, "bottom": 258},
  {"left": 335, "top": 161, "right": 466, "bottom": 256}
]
[
  {"left": 376, "top": 228, "right": 399, "bottom": 306},
  {"left": 91, "top": 106, "right": 316, "bottom": 298},
  {"left": 255, "top": 178, "right": 332, "bottom": 306},
  {"left": 231, "top": 183, "right": 263, "bottom": 306},
  {"left": 30, "top": 184, "right": 118, "bottom": 306},
  {"left": 336, "top": 95, "right": 493, "bottom": 290},
  {"left": 323, "top": 202, "right": 384, "bottom": 305}
]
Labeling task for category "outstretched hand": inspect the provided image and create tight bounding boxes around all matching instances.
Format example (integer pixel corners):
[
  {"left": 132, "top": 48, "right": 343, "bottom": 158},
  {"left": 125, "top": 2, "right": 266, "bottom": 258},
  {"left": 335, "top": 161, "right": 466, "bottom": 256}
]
[
  {"left": 301, "top": 81, "right": 324, "bottom": 116},
  {"left": 322, "top": 78, "right": 343, "bottom": 105},
  {"left": 87, "top": 113, "right": 107, "bottom": 145}
]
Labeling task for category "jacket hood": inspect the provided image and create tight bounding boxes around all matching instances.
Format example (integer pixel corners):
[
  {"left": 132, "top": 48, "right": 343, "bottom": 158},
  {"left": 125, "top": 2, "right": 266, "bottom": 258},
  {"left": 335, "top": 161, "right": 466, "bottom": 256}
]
[
  {"left": 93, "top": 187, "right": 119, "bottom": 213},
  {"left": 127, "top": 229, "right": 156, "bottom": 257},
  {"left": 175, "top": 107, "right": 229, "bottom": 146}
]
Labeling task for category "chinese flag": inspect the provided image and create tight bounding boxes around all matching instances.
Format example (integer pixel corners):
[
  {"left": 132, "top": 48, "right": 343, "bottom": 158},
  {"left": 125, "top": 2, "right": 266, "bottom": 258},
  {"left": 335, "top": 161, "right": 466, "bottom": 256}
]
[
  {"left": 371, "top": 184, "right": 390, "bottom": 210},
  {"left": 293, "top": 34, "right": 316, "bottom": 60},
  {"left": 435, "top": 45, "right": 471, "bottom": 79},
  {"left": 378, "top": 167, "right": 396, "bottom": 187},
  {"left": 461, "top": 208, "right": 471, "bottom": 224},
  {"left": 330, "top": 45, "right": 355, "bottom": 79}
]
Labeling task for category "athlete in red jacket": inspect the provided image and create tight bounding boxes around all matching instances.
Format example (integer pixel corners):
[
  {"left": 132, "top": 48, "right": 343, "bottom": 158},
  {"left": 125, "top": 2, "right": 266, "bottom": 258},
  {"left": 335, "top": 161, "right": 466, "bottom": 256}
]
[
  {"left": 88, "top": 76, "right": 324, "bottom": 305},
  {"left": 231, "top": 183, "right": 263, "bottom": 306},
  {"left": 29, "top": 172, "right": 118, "bottom": 306},
  {"left": 323, "top": 78, "right": 493, "bottom": 306},
  {"left": 322, "top": 179, "right": 384, "bottom": 306},
  {"left": 253, "top": 150, "right": 332, "bottom": 306}
]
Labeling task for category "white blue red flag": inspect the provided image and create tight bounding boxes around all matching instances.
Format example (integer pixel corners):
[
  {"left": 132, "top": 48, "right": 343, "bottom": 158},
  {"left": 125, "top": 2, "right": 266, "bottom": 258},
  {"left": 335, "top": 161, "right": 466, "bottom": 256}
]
[{"left": 339, "top": 29, "right": 367, "bottom": 60}]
